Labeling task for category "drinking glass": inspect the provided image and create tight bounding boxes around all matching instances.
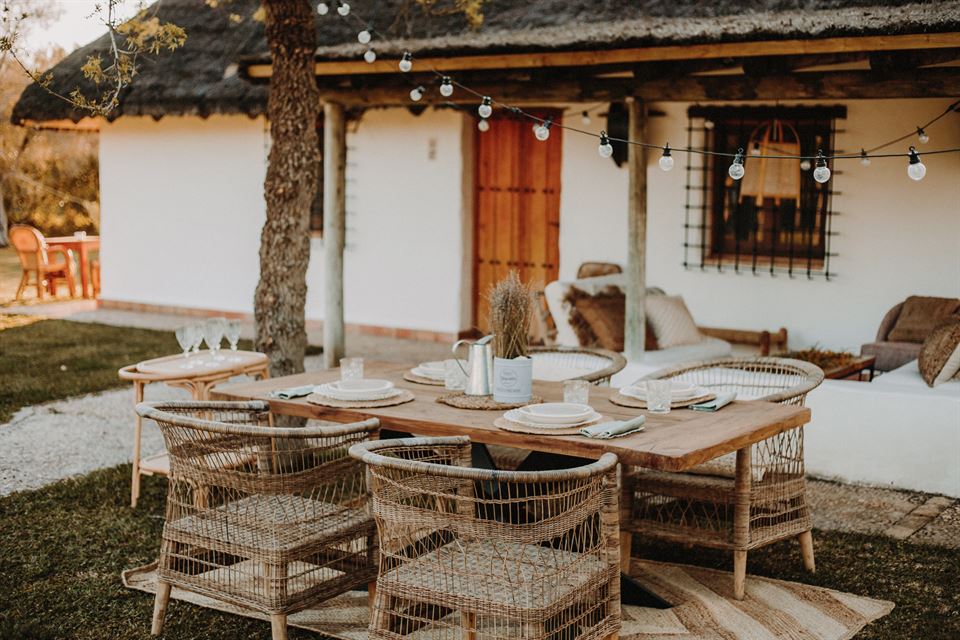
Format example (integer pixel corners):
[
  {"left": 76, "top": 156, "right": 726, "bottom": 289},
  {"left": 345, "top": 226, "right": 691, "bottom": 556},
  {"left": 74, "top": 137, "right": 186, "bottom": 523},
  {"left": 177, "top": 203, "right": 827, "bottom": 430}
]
[
  {"left": 224, "top": 320, "right": 242, "bottom": 359},
  {"left": 444, "top": 358, "right": 467, "bottom": 391},
  {"left": 340, "top": 357, "right": 364, "bottom": 382},
  {"left": 190, "top": 323, "right": 204, "bottom": 354},
  {"left": 174, "top": 325, "right": 195, "bottom": 368},
  {"left": 646, "top": 380, "right": 672, "bottom": 414},
  {"left": 203, "top": 318, "right": 226, "bottom": 360},
  {"left": 563, "top": 379, "right": 590, "bottom": 405}
]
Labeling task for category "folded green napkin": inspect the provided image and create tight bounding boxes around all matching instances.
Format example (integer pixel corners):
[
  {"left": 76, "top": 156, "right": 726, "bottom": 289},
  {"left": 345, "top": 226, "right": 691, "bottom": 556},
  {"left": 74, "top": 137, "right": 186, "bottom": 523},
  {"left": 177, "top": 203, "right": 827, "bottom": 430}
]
[
  {"left": 269, "top": 385, "right": 317, "bottom": 399},
  {"left": 690, "top": 391, "right": 737, "bottom": 412},
  {"left": 580, "top": 415, "right": 646, "bottom": 439}
]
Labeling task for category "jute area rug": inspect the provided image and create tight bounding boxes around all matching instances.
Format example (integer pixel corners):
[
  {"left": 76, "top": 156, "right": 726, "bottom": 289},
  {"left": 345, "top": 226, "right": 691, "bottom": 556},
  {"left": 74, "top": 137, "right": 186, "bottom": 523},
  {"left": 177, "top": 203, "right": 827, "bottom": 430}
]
[{"left": 122, "top": 558, "right": 893, "bottom": 640}]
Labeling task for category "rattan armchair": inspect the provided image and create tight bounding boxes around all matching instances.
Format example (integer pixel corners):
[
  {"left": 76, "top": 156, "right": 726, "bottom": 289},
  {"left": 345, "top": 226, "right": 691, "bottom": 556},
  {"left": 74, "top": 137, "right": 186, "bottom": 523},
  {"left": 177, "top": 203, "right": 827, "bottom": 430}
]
[
  {"left": 10, "top": 224, "right": 77, "bottom": 300},
  {"left": 529, "top": 346, "right": 627, "bottom": 385},
  {"left": 351, "top": 436, "right": 622, "bottom": 640},
  {"left": 620, "top": 357, "right": 824, "bottom": 600},
  {"left": 137, "top": 401, "right": 381, "bottom": 640}
]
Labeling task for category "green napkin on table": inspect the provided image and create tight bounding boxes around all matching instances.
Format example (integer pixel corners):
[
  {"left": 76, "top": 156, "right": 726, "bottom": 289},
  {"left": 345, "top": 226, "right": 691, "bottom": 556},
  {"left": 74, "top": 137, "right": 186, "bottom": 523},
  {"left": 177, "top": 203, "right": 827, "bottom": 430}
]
[
  {"left": 580, "top": 415, "right": 646, "bottom": 439},
  {"left": 269, "top": 385, "right": 317, "bottom": 399},
  {"left": 690, "top": 391, "right": 737, "bottom": 412}
]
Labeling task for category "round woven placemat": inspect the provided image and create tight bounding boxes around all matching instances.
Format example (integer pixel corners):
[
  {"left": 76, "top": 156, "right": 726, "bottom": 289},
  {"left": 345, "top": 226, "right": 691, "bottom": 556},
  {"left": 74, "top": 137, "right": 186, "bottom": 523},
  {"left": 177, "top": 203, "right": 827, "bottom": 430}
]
[
  {"left": 437, "top": 393, "right": 544, "bottom": 411},
  {"left": 306, "top": 390, "right": 415, "bottom": 409},
  {"left": 402, "top": 371, "right": 445, "bottom": 386},
  {"left": 494, "top": 416, "right": 603, "bottom": 436},
  {"left": 609, "top": 392, "right": 715, "bottom": 409}
]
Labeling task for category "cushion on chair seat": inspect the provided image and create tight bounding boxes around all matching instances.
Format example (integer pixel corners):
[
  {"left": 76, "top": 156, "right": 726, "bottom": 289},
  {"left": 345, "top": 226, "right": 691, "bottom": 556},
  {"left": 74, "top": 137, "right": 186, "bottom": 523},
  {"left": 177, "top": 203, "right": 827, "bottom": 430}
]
[
  {"left": 860, "top": 341, "right": 923, "bottom": 372},
  {"left": 886, "top": 296, "right": 960, "bottom": 343}
]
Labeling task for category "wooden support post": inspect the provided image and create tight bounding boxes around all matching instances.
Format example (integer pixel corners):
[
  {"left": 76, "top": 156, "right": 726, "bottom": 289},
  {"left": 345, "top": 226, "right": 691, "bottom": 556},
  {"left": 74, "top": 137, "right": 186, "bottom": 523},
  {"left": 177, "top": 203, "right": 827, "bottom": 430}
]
[
  {"left": 323, "top": 101, "right": 346, "bottom": 369},
  {"left": 624, "top": 98, "right": 648, "bottom": 361}
]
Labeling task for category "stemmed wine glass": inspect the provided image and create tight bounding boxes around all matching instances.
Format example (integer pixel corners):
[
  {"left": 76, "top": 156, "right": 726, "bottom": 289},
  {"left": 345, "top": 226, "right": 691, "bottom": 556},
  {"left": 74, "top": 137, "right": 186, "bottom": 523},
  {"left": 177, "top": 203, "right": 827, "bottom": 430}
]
[
  {"left": 203, "top": 317, "right": 226, "bottom": 361},
  {"left": 224, "top": 320, "right": 242, "bottom": 360},
  {"left": 190, "top": 323, "right": 204, "bottom": 355},
  {"left": 174, "top": 325, "right": 196, "bottom": 368}
]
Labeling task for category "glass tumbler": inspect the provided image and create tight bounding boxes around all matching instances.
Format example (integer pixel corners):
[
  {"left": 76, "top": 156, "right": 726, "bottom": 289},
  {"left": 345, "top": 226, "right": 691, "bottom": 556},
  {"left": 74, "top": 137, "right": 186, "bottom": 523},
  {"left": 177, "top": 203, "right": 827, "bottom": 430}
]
[
  {"left": 646, "top": 380, "right": 672, "bottom": 414},
  {"left": 563, "top": 379, "right": 590, "bottom": 405},
  {"left": 340, "top": 357, "right": 364, "bottom": 382}
]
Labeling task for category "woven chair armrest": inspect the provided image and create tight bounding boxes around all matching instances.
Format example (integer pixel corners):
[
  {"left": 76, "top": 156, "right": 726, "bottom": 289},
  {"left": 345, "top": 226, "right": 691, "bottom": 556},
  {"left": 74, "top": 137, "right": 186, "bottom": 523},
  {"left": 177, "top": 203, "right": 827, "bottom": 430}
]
[
  {"left": 351, "top": 436, "right": 618, "bottom": 483},
  {"left": 137, "top": 400, "right": 380, "bottom": 438},
  {"left": 641, "top": 357, "right": 824, "bottom": 402},
  {"left": 44, "top": 245, "right": 74, "bottom": 260}
]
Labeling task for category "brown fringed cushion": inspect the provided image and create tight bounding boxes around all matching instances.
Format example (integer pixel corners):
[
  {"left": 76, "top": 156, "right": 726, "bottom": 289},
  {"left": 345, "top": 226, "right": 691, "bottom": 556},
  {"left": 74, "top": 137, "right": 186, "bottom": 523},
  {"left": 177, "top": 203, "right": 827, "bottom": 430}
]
[
  {"left": 563, "top": 286, "right": 656, "bottom": 351},
  {"left": 888, "top": 296, "right": 960, "bottom": 343},
  {"left": 918, "top": 320, "right": 960, "bottom": 387}
]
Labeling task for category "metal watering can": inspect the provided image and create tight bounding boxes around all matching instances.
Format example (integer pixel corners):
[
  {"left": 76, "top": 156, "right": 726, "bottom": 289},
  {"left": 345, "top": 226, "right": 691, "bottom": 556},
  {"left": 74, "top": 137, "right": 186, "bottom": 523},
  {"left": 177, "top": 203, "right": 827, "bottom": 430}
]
[{"left": 452, "top": 334, "right": 494, "bottom": 396}]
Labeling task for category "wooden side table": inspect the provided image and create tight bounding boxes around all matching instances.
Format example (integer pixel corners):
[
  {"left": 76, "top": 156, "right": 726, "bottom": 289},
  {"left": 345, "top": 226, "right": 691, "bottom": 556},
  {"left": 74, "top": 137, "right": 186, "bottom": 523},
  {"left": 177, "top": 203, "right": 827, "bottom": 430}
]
[
  {"left": 822, "top": 355, "right": 876, "bottom": 381},
  {"left": 119, "top": 350, "right": 269, "bottom": 507}
]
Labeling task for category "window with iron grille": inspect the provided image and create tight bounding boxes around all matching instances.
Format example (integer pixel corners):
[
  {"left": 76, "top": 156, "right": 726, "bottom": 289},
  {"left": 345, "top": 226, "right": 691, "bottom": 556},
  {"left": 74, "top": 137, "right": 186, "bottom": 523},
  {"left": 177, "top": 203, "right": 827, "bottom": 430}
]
[{"left": 683, "top": 105, "right": 845, "bottom": 279}]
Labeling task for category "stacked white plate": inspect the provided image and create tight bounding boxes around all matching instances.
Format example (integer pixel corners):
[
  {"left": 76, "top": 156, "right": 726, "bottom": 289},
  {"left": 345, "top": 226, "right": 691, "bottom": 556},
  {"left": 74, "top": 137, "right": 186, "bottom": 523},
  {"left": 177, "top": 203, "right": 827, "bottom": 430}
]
[
  {"left": 315, "top": 379, "right": 401, "bottom": 402},
  {"left": 410, "top": 360, "right": 446, "bottom": 380},
  {"left": 619, "top": 380, "right": 703, "bottom": 401},
  {"left": 503, "top": 402, "right": 601, "bottom": 429}
]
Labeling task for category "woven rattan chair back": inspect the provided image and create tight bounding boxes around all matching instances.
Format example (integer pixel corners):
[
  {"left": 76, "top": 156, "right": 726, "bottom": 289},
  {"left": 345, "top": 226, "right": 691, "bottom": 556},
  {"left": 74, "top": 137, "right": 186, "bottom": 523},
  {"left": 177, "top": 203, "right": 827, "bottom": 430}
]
[
  {"left": 351, "top": 436, "right": 621, "bottom": 640},
  {"left": 138, "top": 401, "right": 380, "bottom": 640},
  {"left": 529, "top": 345, "right": 627, "bottom": 385}
]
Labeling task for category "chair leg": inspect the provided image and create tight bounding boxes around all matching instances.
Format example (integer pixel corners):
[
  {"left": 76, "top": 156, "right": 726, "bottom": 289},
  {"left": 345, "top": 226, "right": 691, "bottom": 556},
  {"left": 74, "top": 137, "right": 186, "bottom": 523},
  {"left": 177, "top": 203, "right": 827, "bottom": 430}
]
[
  {"left": 16, "top": 271, "right": 28, "bottom": 300},
  {"left": 733, "top": 550, "right": 747, "bottom": 600},
  {"left": 799, "top": 530, "right": 816, "bottom": 573},
  {"left": 65, "top": 268, "right": 77, "bottom": 298},
  {"left": 461, "top": 611, "right": 476, "bottom": 640},
  {"left": 151, "top": 581, "right": 172, "bottom": 636},
  {"left": 131, "top": 382, "right": 144, "bottom": 508},
  {"left": 270, "top": 613, "right": 288, "bottom": 640},
  {"left": 367, "top": 580, "right": 377, "bottom": 614},
  {"left": 35, "top": 270, "right": 44, "bottom": 299}
]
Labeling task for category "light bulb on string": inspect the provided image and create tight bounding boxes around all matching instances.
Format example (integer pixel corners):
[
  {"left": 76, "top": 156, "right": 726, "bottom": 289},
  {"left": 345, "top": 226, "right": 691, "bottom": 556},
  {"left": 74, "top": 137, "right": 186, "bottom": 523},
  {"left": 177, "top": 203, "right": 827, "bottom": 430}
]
[
  {"left": 534, "top": 119, "right": 552, "bottom": 141},
  {"left": 598, "top": 131, "right": 613, "bottom": 158},
  {"left": 439, "top": 77, "right": 453, "bottom": 97},
  {"left": 409, "top": 86, "right": 424, "bottom": 102},
  {"left": 357, "top": 29, "right": 371, "bottom": 44},
  {"left": 337, "top": 1, "right": 350, "bottom": 15},
  {"left": 477, "top": 119, "right": 490, "bottom": 132},
  {"left": 703, "top": 119, "right": 715, "bottom": 130},
  {"left": 659, "top": 144, "right": 674, "bottom": 171},
  {"left": 799, "top": 159, "right": 812, "bottom": 171},
  {"left": 728, "top": 148, "right": 745, "bottom": 180},
  {"left": 581, "top": 110, "right": 591, "bottom": 125},
  {"left": 917, "top": 127, "right": 929, "bottom": 144},
  {"left": 398, "top": 51, "right": 413, "bottom": 72},
  {"left": 813, "top": 150, "right": 831, "bottom": 183},
  {"left": 317, "top": 2, "right": 329, "bottom": 15},
  {"left": 363, "top": 49, "right": 376, "bottom": 63},
  {"left": 907, "top": 146, "right": 926, "bottom": 181},
  {"left": 859, "top": 149, "right": 871, "bottom": 167},
  {"left": 477, "top": 96, "right": 492, "bottom": 119}
]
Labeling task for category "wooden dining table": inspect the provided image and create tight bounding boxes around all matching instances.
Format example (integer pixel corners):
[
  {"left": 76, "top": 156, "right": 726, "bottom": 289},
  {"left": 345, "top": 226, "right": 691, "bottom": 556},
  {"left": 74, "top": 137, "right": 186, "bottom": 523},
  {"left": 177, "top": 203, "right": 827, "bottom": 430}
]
[{"left": 46, "top": 234, "right": 100, "bottom": 298}]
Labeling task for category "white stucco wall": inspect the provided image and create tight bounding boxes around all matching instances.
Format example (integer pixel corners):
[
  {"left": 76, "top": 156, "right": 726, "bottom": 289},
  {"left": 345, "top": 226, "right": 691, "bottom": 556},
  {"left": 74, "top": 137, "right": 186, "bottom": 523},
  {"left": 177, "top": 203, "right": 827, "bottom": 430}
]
[{"left": 559, "top": 98, "right": 960, "bottom": 351}]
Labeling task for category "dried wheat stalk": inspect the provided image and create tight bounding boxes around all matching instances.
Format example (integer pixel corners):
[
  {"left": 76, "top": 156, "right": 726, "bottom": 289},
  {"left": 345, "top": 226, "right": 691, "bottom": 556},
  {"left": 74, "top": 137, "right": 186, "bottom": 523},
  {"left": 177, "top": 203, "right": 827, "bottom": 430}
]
[{"left": 489, "top": 271, "right": 532, "bottom": 359}]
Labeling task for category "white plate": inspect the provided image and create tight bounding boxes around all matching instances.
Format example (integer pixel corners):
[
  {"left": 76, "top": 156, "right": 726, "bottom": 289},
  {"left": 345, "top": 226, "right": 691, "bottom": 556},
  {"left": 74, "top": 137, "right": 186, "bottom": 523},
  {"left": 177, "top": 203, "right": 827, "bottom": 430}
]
[
  {"left": 319, "top": 379, "right": 394, "bottom": 400},
  {"left": 411, "top": 366, "right": 445, "bottom": 380},
  {"left": 504, "top": 409, "right": 602, "bottom": 429},
  {"left": 418, "top": 361, "right": 446, "bottom": 375},
  {"left": 316, "top": 386, "right": 402, "bottom": 402},
  {"left": 517, "top": 402, "right": 594, "bottom": 425}
]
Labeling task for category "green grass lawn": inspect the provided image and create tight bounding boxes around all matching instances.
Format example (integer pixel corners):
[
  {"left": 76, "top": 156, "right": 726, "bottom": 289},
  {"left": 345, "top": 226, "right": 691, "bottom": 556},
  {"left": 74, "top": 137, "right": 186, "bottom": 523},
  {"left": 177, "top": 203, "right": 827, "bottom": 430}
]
[{"left": 0, "top": 466, "right": 957, "bottom": 639}]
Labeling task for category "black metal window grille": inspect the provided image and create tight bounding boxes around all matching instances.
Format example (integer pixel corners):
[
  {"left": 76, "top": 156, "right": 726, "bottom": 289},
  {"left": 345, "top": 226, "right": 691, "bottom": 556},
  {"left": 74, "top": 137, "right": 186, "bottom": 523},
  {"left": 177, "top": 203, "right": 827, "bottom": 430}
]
[{"left": 683, "top": 105, "right": 845, "bottom": 279}]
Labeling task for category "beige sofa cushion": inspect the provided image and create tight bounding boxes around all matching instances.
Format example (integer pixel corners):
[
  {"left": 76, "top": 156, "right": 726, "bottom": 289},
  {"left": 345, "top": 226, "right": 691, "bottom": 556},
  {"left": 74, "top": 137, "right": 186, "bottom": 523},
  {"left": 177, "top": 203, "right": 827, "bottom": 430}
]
[
  {"left": 646, "top": 295, "right": 703, "bottom": 349},
  {"left": 918, "top": 320, "right": 960, "bottom": 387},
  {"left": 887, "top": 296, "right": 960, "bottom": 343}
]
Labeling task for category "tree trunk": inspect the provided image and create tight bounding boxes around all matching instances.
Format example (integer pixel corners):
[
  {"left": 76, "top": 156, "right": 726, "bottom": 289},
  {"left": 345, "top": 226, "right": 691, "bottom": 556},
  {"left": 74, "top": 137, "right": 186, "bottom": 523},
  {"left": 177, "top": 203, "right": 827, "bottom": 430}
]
[{"left": 254, "top": 0, "right": 320, "bottom": 377}]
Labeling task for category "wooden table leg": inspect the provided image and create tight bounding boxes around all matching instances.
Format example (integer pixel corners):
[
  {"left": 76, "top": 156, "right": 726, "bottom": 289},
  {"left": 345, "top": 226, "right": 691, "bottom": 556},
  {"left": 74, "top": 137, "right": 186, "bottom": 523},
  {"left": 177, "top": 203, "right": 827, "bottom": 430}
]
[
  {"left": 733, "top": 446, "right": 752, "bottom": 600},
  {"left": 130, "top": 381, "right": 145, "bottom": 508},
  {"left": 78, "top": 242, "right": 91, "bottom": 299}
]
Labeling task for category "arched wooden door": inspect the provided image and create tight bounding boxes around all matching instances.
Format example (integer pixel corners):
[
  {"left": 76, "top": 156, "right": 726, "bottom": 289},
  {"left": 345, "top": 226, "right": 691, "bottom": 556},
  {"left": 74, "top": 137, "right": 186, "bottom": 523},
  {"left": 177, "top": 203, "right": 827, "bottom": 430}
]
[{"left": 473, "top": 111, "right": 562, "bottom": 332}]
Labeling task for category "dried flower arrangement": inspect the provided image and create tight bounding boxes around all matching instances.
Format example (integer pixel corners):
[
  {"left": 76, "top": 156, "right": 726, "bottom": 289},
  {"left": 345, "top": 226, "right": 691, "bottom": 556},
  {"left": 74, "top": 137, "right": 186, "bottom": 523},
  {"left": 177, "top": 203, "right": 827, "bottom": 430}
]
[
  {"left": 488, "top": 271, "right": 533, "bottom": 360},
  {"left": 784, "top": 347, "right": 856, "bottom": 371}
]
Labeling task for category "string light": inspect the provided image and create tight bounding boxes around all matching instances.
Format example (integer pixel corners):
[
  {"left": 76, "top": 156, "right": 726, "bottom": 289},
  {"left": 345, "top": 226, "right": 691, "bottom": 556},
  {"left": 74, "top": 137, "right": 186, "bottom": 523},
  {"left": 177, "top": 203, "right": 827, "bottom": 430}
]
[
  {"left": 813, "top": 149, "right": 831, "bottom": 183},
  {"left": 728, "top": 148, "right": 745, "bottom": 180},
  {"left": 534, "top": 118, "right": 552, "bottom": 141},
  {"left": 917, "top": 127, "right": 929, "bottom": 144},
  {"left": 409, "top": 86, "right": 424, "bottom": 102},
  {"left": 659, "top": 143, "right": 674, "bottom": 171},
  {"left": 478, "top": 96, "right": 492, "bottom": 119},
  {"left": 477, "top": 118, "right": 490, "bottom": 132},
  {"left": 598, "top": 131, "right": 613, "bottom": 158},
  {"left": 581, "top": 110, "right": 591, "bottom": 125},
  {"left": 800, "top": 159, "right": 812, "bottom": 171},
  {"left": 363, "top": 49, "right": 376, "bottom": 63},
  {"left": 703, "top": 119, "right": 715, "bottom": 130},
  {"left": 337, "top": 1, "right": 350, "bottom": 16},
  {"left": 317, "top": 2, "right": 329, "bottom": 15},
  {"left": 357, "top": 29, "right": 371, "bottom": 44},
  {"left": 439, "top": 77, "right": 454, "bottom": 97},
  {"left": 398, "top": 51, "right": 412, "bottom": 72},
  {"left": 907, "top": 146, "right": 926, "bottom": 181},
  {"left": 859, "top": 149, "right": 871, "bottom": 167}
]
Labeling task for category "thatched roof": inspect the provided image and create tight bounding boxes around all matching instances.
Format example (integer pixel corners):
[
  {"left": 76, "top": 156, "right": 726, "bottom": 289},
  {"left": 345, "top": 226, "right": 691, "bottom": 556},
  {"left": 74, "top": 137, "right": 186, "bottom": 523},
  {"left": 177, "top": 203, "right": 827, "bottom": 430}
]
[{"left": 13, "top": 0, "right": 960, "bottom": 125}]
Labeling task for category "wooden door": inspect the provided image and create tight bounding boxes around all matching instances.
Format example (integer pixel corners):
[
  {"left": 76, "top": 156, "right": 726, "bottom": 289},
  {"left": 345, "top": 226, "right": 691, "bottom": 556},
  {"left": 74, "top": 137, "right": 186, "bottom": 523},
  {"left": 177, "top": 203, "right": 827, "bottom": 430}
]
[{"left": 473, "top": 111, "right": 562, "bottom": 332}]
